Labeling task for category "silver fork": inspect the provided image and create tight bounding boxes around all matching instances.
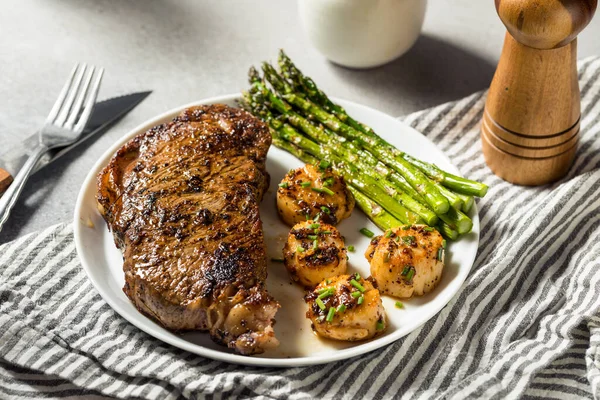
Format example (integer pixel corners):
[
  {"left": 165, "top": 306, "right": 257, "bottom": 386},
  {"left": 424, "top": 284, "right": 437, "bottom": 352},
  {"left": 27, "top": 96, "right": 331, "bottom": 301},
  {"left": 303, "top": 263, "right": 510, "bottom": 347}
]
[{"left": 0, "top": 64, "right": 104, "bottom": 231}]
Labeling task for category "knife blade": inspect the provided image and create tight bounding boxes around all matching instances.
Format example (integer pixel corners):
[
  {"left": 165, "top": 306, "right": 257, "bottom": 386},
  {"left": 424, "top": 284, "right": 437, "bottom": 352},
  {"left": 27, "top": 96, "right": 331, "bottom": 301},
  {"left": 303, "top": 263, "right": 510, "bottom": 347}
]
[{"left": 0, "top": 91, "right": 151, "bottom": 194}]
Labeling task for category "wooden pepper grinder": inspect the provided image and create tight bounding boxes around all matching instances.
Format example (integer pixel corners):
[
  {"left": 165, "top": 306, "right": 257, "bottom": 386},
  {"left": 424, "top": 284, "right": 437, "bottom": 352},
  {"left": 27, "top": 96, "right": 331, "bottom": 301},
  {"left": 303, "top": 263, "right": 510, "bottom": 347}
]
[{"left": 481, "top": 0, "right": 597, "bottom": 185}]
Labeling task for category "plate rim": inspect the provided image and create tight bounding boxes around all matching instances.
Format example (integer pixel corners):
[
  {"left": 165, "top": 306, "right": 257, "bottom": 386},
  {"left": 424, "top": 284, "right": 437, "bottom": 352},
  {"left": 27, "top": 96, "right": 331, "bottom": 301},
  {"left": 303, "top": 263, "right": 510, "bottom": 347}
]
[{"left": 73, "top": 93, "right": 479, "bottom": 367}]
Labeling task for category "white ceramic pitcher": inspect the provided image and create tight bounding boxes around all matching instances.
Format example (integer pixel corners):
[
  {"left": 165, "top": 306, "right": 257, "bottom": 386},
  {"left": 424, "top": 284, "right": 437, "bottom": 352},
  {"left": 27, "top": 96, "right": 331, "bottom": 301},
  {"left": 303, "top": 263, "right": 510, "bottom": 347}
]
[{"left": 299, "top": 0, "right": 427, "bottom": 69}]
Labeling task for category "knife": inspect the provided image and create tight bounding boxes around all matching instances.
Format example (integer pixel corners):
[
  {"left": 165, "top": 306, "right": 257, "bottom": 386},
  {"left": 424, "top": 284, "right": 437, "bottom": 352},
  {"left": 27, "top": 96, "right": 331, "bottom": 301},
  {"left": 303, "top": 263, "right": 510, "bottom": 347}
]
[{"left": 0, "top": 91, "right": 151, "bottom": 195}]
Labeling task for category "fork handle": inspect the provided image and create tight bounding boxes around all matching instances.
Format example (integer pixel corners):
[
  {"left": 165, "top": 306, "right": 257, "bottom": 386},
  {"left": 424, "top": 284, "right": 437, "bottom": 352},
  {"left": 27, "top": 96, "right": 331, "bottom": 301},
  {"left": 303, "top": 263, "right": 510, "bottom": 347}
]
[{"left": 0, "top": 144, "right": 49, "bottom": 232}]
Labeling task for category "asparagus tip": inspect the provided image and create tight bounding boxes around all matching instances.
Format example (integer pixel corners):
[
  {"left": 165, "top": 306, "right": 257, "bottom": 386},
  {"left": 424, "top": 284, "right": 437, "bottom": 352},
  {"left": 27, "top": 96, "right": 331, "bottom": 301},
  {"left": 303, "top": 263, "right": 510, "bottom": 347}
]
[{"left": 248, "top": 66, "right": 261, "bottom": 84}]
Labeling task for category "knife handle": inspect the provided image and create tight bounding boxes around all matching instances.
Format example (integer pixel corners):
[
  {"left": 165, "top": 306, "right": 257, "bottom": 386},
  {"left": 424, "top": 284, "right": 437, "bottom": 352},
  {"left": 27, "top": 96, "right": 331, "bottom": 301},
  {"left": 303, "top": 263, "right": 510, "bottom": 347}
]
[{"left": 0, "top": 168, "right": 13, "bottom": 196}]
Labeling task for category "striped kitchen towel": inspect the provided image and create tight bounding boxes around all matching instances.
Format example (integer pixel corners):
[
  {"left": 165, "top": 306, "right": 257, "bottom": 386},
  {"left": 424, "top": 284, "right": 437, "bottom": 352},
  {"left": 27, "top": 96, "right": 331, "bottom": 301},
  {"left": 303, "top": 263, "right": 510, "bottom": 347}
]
[{"left": 1, "top": 56, "right": 600, "bottom": 400}]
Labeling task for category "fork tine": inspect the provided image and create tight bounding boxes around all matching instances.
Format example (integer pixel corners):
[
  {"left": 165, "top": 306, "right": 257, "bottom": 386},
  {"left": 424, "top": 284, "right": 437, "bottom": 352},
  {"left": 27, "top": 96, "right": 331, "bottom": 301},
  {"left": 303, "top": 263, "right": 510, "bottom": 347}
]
[
  {"left": 74, "top": 68, "right": 104, "bottom": 133},
  {"left": 54, "top": 64, "right": 87, "bottom": 126},
  {"left": 45, "top": 64, "right": 80, "bottom": 124},
  {"left": 65, "top": 66, "right": 95, "bottom": 129}
]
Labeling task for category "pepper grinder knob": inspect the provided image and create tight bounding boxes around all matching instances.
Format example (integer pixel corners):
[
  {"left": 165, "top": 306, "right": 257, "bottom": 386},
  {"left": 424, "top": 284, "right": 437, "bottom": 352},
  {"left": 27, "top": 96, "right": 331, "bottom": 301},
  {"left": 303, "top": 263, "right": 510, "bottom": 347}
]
[
  {"left": 481, "top": 0, "right": 597, "bottom": 185},
  {"left": 497, "top": 0, "right": 596, "bottom": 49}
]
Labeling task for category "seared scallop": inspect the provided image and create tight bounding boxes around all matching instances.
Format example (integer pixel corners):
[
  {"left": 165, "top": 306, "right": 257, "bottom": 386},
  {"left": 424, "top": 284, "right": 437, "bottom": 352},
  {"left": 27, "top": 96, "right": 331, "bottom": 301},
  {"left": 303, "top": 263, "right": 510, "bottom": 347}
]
[
  {"left": 365, "top": 224, "right": 445, "bottom": 298},
  {"left": 283, "top": 220, "right": 347, "bottom": 288},
  {"left": 276, "top": 163, "right": 354, "bottom": 226},
  {"left": 305, "top": 274, "right": 387, "bottom": 341}
]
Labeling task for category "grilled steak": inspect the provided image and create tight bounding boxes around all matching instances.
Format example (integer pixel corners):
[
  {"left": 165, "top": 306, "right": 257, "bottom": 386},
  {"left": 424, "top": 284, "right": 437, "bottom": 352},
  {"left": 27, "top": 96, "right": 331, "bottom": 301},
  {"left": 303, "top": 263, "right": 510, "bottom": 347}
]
[{"left": 96, "top": 104, "right": 279, "bottom": 355}]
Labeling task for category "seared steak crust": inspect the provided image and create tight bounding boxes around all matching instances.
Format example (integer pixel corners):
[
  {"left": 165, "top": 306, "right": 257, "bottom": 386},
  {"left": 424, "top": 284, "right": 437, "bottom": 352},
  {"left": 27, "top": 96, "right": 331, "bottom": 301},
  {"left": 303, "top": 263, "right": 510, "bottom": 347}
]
[{"left": 97, "top": 104, "right": 279, "bottom": 354}]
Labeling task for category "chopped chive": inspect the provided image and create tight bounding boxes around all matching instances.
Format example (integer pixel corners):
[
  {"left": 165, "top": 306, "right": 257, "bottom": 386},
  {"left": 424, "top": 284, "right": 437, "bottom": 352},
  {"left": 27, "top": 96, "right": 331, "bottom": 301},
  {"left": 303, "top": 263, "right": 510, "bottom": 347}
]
[
  {"left": 405, "top": 268, "right": 415, "bottom": 282},
  {"left": 355, "top": 272, "right": 361, "bottom": 280},
  {"left": 320, "top": 206, "right": 331, "bottom": 214},
  {"left": 395, "top": 301, "right": 404, "bottom": 309},
  {"left": 442, "top": 239, "right": 447, "bottom": 249},
  {"left": 300, "top": 181, "right": 311, "bottom": 188},
  {"left": 326, "top": 307, "right": 336, "bottom": 322},
  {"left": 314, "top": 214, "right": 321, "bottom": 222},
  {"left": 401, "top": 235, "right": 416, "bottom": 245},
  {"left": 326, "top": 279, "right": 331, "bottom": 284},
  {"left": 278, "top": 182, "right": 288, "bottom": 189},
  {"left": 319, "top": 160, "right": 331, "bottom": 169},
  {"left": 321, "top": 230, "right": 332, "bottom": 234},
  {"left": 308, "top": 234, "right": 318, "bottom": 240},
  {"left": 271, "top": 258, "right": 284, "bottom": 263},
  {"left": 376, "top": 320, "right": 384, "bottom": 330},
  {"left": 437, "top": 247, "right": 444, "bottom": 261},
  {"left": 318, "top": 291, "right": 332, "bottom": 300},
  {"left": 323, "top": 177, "right": 335, "bottom": 187},
  {"left": 384, "top": 252, "right": 391, "bottom": 262},
  {"left": 347, "top": 245, "right": 355, "bottom": 252},
  {"left": 308, "top": 223, "right": 320, "bottom": 229},
  {"left": 313, "top": 239, "right": 318, "bottom": 250},
  {"left": 351, "top": 291, "right": 361, "bottom": 298},
  {"left": 357, "top": 296, "right": 364, "bottom": 305},
  {"left": 305, "top": 214, "right": 310, "bottom": 220},
  {"left": 360, "top": 228, "right": 374, "bottom": 238},
  {"left": 337, "top": 304, "right": 346, "bottom": 313},
  {"left": 402, "top": 225, "right": 410, "bottom": 230},
  {"left": 350, "top": 279, "right": 366, "bottom": 292},
  {"left": 385, "top": 230, "right": 393, "bottom": 238},
  {"left": 315, "top": 298, "right": 326, "bottom": 310},
  {"left": 312, "top": 187, "right": 335, "bottom": 196},
  {"left": 296, "top": 246, "right": 305, "bottom": 253},
  {"left": 424, "top": 226, "right": 434, "bottom": 232},
  {"left": 317, "top": 287, "right": 331, "bottom": 295},
  {"left": 401, "top": 265, "right": 411, "bottom": 276},
  {"left": 318, "top": 288, "right": 335, "bottom": 299}
]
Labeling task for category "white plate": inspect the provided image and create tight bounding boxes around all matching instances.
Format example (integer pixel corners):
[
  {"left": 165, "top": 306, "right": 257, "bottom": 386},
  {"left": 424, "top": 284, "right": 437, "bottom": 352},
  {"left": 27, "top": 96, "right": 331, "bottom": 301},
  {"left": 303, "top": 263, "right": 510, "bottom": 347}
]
[{"left": 74, "top": 94, "right": 479, "bottom": 367}]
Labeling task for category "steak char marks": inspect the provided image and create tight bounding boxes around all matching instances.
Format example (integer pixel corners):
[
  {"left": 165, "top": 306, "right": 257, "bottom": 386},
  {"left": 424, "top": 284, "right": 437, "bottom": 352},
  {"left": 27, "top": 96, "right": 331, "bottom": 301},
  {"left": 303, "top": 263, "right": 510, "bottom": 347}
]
[{"left": 97, "top": 104, "right": 279, "bottom": 355}]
